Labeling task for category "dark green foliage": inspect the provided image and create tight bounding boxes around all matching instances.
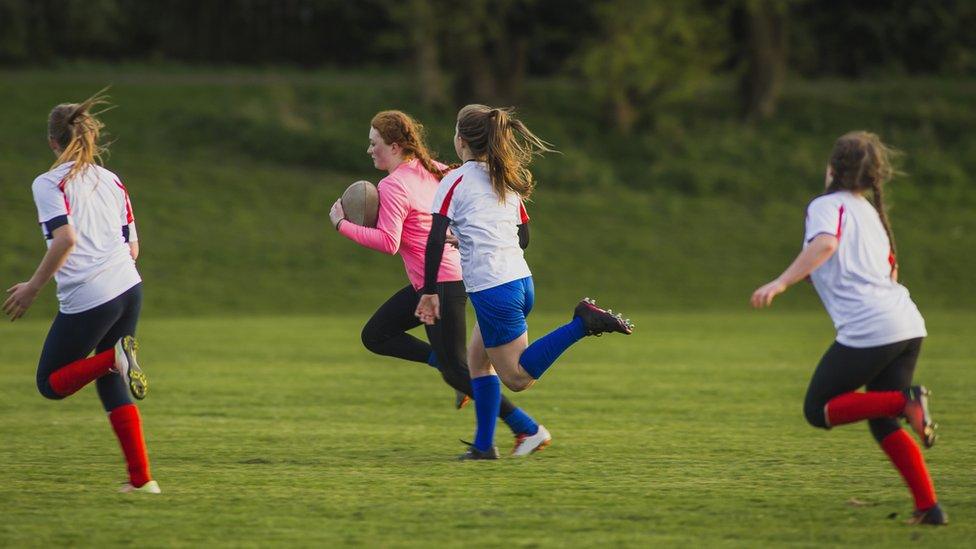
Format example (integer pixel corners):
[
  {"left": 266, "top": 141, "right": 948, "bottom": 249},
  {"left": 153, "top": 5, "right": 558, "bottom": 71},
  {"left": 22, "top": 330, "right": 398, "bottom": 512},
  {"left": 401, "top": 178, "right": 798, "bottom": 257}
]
[{"left": 2, "top": 0, "right": 974, "bottom": 79}]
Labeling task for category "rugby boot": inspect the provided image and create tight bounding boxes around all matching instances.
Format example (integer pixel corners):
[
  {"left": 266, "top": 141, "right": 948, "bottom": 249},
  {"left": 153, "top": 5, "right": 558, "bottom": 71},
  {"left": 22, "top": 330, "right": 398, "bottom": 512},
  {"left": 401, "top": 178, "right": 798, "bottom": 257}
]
[
  {"left": 574, "top": 297, "right": 634, "bottom": 336},
  {"left": 907, "top": 503, "right": 948, "bottom": 526},
  {"left": 119, "top": 480, "right": 161, "bottom": 494},
  {"left": 115, "top": 336, "right": 148, "bottom": 400},
  {"left": 457, "top": 441, "right": 500, "bottom": 460},
  {"left": 454, "top": 390, "right": 471, "bottom": 410},
  {"left": 511, "top": 425, "right": 552, "bottom": 457},
  {"left": 903, "top": 385, "right": 937, "bottom": 448}
]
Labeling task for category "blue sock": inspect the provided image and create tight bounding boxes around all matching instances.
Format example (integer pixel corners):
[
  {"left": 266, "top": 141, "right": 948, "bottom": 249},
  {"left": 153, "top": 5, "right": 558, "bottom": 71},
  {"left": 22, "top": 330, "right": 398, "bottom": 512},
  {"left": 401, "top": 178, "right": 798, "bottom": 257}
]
[
  {"left": 426, "top": 351, "right": 440, "bottom": 370},
  {"left": 519, "top": 316, "right": 585, "bottom": 379},
  {"left": 503, "top": 407, "right": 539, "bottom": 436},
  {"left": 471, "top": 375, "right": 501, "bottom": 451}
]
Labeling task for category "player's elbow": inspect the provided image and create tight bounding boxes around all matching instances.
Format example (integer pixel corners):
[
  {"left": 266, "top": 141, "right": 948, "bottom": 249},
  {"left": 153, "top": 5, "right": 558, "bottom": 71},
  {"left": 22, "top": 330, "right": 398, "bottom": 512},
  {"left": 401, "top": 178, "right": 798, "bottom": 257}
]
[
  {"left": 377, "top": 235, "right": 399, "bottom": 255},
  {"left": 815, "top": 235, "right": 839, "bottom": 254},
  {"left": 56, "top": 234, "right": 77, "bottom": 252}
]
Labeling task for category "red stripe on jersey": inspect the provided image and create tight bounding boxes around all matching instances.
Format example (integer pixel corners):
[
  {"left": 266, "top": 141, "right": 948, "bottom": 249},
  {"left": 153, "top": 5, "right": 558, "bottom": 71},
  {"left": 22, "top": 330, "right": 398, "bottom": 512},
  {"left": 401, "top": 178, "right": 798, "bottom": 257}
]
[
  {"left": 115, "top": 179, "right": 135, "bottom": 224},
  {"left": 518, "top": 200, "right": 529, "bottom": 224},
  {"left": 888, "top": 250, "right": 897, "bottom": 268},
  {"left": 438, "top": 175, "right": 464, "bottom": 217},
  {"left": 57, "top": 178, "right": 71, "bottom": 215},
  {"left": 835, "top": 205, "right": 845, "bottom": 238}
]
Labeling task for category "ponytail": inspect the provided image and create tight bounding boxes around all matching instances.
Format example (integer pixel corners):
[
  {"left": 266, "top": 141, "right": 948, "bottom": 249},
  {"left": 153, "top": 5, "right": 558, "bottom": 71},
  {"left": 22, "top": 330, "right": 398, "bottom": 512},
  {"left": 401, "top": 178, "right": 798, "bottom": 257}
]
[
  {"left": 827, "top": 131, "right": 900, "bottom": 265},
  {"left": 870, "top": 177, "right": 897, "bottom": 260},
  {"left": 457, "top": 105, "right": 554, "bottom": 201},
  {"left": 48, "top": 87, "right": 113, "bottom": 184}
]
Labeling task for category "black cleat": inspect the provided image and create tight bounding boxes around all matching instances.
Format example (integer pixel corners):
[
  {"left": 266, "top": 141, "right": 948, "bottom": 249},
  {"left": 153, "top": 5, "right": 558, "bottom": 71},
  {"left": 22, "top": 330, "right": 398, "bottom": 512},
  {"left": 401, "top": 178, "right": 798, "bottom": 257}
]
[
  {"left": 907, "top": 503, "right": 948, "bottom": 526},
  {"left": 457, "top": 440, "right": 499, "bottom": 460},
  {"left": 903, "top": 385, "right": 937, "bottom": 448},
  {"left": 574, "top": 298, "right": 634, "bottom": 336}
]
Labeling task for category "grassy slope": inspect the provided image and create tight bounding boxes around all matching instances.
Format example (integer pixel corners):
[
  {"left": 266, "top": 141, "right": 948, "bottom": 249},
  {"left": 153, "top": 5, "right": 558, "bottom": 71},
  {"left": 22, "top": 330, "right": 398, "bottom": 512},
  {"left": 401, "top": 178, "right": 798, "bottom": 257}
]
[
  {"left": 0, "top": 67, "right": 974, "bottom": 315},
  {"left": 0, "top": 312, "right": 973, "bottom": 547}
]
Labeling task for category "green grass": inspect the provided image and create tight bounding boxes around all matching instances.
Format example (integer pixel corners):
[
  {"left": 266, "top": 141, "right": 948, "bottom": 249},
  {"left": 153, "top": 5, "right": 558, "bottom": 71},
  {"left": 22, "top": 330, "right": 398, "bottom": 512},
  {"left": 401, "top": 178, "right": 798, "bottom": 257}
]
[
  {"left": 1, "top": 67, "right": 975, "bottom": 314},
  {"left": 1, "top": 312, "right": 974, "bottom": 547}
]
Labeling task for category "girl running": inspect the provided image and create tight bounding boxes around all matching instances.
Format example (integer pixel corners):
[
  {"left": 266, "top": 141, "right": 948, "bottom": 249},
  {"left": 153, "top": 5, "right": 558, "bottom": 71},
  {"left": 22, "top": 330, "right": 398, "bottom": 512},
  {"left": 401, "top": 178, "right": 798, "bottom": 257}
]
[
  {"left": 416, "top": 105, "right": 634, "bottom": 460},
  {"left": 3, "top": 91, "right": 158, "bottom": 494},
  {"left": 328, "top": 110, "right": 548, "bottom": 455},
  {"left": 750, "top": 131, "right": 945, "bottom": 525}
]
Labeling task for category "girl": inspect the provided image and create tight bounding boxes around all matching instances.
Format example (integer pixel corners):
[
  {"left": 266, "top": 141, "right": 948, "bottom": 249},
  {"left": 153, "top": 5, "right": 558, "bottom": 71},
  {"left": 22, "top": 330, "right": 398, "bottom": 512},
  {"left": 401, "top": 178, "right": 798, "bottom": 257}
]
[
  {"left": 329, "top": 110, "right": 549, "bottom": 456},
  {"left": 3, "top": 91, "right": 158, "bottom": 494},
  {"left": 416, "top": 105, "right": 634, "bottom": 460},
  {"left": 750, "top": 131, "right": 945, "bottom": 525}
]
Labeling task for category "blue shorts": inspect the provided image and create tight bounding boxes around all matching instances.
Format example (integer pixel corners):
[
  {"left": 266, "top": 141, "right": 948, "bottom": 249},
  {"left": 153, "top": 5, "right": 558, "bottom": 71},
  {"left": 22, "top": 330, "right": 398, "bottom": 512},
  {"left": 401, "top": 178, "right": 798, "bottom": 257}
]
[{"left": 468, "top": 277, "right": 534, "bottom": 348}]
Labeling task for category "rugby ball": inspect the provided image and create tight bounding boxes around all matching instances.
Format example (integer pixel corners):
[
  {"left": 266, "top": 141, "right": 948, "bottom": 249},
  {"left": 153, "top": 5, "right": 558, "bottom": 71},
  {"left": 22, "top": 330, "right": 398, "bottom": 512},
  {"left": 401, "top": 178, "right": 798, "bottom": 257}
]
[{"left": 341, "top": 180, "right": 379, "bottom": 227}]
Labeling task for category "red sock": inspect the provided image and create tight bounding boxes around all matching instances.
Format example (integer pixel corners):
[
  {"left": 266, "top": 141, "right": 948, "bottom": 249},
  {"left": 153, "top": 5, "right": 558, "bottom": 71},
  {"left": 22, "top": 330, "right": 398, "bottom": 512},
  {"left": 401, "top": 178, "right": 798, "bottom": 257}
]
[
  {"left": 48, "top": 348, "right": 115, "bottom": 397},
  {"left": 881, "top": 429, "right": 937, "bottom": 510},
  {"left": 109, "top": 404, "right": 152, "bottom": 487},
  {"left": 825, "top": 390, "right": 905, "bottom": 426}
]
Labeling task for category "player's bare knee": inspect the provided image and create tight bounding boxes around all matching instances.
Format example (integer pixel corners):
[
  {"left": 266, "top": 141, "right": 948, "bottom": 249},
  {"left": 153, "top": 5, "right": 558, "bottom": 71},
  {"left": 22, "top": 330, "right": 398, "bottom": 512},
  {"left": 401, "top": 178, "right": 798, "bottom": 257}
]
[{"left": 502, "top": 372, "right": 534, "bottom": 392}]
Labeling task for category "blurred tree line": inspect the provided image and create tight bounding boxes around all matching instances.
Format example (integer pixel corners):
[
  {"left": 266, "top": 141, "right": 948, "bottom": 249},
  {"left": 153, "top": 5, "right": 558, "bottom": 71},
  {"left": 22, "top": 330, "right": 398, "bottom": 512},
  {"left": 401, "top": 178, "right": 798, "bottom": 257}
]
[{"left": 1, "top": 0, "right": 974, "bottom": 131}]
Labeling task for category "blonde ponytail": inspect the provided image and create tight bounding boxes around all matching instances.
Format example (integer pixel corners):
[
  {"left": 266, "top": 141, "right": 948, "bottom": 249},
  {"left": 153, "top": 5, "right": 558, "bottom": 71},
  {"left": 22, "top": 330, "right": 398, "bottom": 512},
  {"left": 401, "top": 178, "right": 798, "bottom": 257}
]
[
  {"left": 456, "top": 104, "right": 554, "bottom": 201},
  {"left": 48, "top": 87, "right": 113, "bottom": 184}
]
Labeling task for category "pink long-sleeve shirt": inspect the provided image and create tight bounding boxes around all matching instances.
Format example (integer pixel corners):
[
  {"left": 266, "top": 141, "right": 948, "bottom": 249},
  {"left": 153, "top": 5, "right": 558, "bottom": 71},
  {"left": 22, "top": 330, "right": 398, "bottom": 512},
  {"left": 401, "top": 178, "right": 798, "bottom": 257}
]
[{"left": 339, "top": 158, "right": 463, "bottom": 289}]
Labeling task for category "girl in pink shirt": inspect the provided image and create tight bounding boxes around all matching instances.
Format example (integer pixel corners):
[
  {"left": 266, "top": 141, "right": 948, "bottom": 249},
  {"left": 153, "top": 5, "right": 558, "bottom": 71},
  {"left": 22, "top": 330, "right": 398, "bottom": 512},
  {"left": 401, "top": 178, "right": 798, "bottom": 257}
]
[{"left": 329, "top": 111, "right": 545, "bottom": 452}]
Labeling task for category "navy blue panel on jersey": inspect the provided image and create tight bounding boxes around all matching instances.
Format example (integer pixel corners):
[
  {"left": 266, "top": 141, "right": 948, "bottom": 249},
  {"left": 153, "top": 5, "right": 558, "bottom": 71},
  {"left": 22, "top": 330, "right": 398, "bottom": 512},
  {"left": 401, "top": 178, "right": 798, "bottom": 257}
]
[{"left": 41, "top": 214, "right": 70, "bottom": 239}]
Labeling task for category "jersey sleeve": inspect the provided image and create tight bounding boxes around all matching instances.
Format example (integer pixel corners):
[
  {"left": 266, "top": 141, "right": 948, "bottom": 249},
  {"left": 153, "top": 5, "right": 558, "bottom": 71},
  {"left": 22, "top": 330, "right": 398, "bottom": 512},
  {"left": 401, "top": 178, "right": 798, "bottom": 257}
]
[
  {"left": 32, "top": 176, "right": 71, "bottom": 239},
  {"left": 431, "top": 171, "right": 464, "bottom": 220},
  {"left": 338, "top": 176, "right": 408, "bottom": 255},
  {"left": 114, "top": 179, "right": 138, "bottom": 242},
  {"left": 804, "top": 197, "right": 844, "bottom": 243}
]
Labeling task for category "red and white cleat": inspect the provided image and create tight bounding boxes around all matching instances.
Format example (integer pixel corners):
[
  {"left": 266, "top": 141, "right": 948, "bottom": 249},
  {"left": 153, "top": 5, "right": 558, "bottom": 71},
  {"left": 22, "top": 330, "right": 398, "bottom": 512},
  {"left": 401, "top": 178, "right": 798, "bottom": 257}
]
[{"left": 511, "top": 425, "right": 552, "bottom": 457}]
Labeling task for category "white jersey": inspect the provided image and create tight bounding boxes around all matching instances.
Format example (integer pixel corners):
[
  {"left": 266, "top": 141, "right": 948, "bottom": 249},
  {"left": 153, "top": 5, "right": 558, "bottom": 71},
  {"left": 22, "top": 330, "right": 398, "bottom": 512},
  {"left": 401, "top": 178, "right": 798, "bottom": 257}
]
[
  {"left": 432, "top": 161, "right": 532, "bottom": 292},
  {"left": 32, "top": 162, "right": 141, "bottom": 314},
  {"left": 804, "top": 191, "right": 926, "bottom": 348}
]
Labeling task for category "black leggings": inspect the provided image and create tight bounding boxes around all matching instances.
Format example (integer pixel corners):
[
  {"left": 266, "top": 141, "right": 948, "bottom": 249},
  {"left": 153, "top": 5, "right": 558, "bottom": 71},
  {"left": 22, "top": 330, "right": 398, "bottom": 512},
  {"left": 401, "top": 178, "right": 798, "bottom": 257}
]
[
  {"left": 804, "top": 337, "right": 923, "bottom": 442},
  {"left": 36, "top": 283, "right": 142, "bottom": 412},
  {"left": 361, "top": 281, "right": 517, "bottom": 418}
]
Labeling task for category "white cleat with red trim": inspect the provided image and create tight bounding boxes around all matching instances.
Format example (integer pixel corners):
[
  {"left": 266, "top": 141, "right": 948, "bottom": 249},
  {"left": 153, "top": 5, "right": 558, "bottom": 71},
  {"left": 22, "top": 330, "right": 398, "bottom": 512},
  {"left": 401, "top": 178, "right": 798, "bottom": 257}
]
[
  {"left": 511, "top": 425, "right": 552, "bottom": 457},
  {"left": 119, "top": 480, "right": 161, "bottom": 494}
]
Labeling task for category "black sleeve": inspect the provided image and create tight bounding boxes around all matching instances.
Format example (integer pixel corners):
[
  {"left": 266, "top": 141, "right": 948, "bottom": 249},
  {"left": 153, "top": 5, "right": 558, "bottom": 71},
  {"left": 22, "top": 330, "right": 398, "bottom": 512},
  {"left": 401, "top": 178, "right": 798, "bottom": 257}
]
[
  {"left": 423, "top": 213, "right": 451, "bottom": 294},
  {"left": 518, "top": 222, "right": 529, "bottom": 250}
]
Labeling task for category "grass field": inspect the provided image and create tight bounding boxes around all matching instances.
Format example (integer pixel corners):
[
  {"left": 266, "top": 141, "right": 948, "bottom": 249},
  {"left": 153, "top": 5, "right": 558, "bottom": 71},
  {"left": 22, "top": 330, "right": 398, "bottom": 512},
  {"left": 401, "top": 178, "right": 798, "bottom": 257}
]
[{"left": 1, "top": 311, "right": 973, "bottom": 547}]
